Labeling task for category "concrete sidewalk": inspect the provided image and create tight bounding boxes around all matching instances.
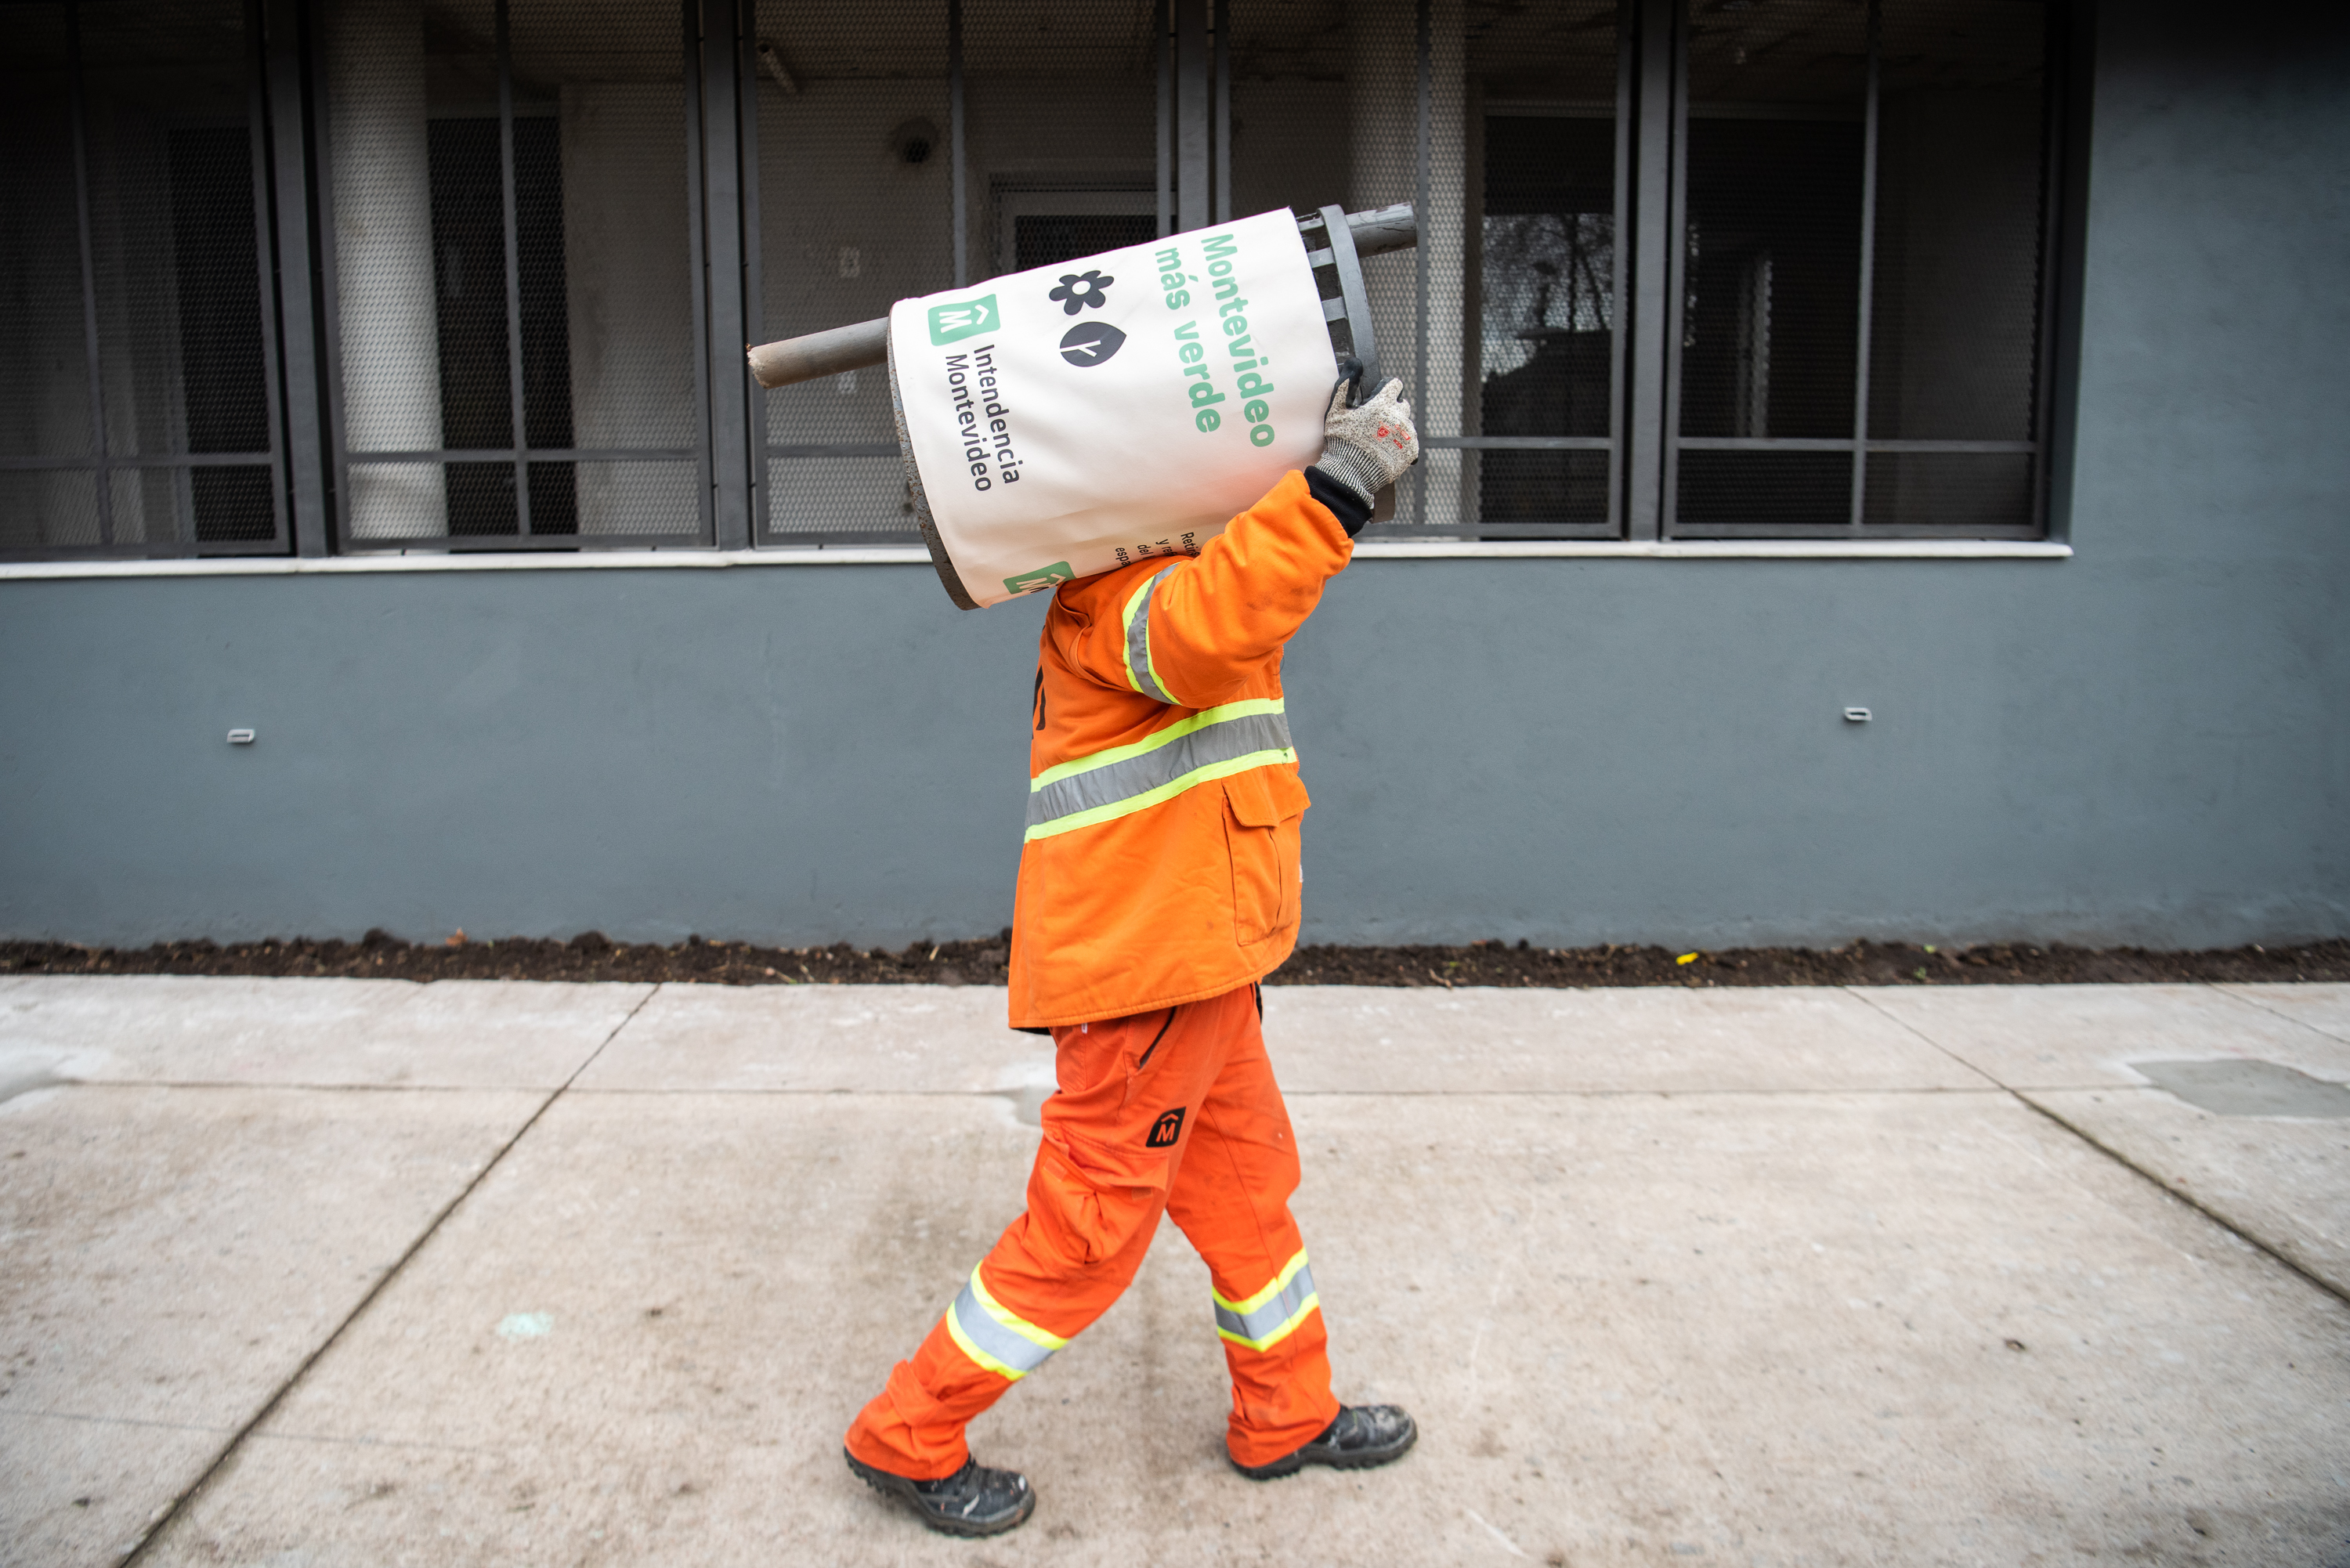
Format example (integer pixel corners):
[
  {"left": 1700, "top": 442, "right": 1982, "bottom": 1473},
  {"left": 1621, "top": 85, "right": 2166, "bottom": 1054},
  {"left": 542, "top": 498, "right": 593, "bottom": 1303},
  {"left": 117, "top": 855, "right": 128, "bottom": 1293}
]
[{"left": 2, "top": 977, "right": 2346, "bottom": 1566}]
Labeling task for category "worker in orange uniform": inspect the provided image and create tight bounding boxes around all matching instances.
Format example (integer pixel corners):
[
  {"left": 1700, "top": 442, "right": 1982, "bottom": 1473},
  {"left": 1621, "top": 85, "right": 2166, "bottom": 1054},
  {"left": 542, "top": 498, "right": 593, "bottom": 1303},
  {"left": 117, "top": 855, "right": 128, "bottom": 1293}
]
[{"left": 842, "top": 376, "right": 1424, "bottom": 1537}]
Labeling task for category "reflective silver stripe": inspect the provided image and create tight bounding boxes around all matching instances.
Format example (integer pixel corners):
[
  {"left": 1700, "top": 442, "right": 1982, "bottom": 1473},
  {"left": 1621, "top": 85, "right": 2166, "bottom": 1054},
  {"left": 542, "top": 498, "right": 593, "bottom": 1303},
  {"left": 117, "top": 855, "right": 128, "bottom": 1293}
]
[
  {"left": 1025, "top": 709, "right": 1294, "bottom": 832},
  {"left": 949, "top": 1277, "right": 1060, "bottom": 1378},
  {"left": 1213, "top": 1261, "right": 1319, "bottom": 1348},
  {"left": 1125, "top": 565, "right": 1179, "bottom": 705}
]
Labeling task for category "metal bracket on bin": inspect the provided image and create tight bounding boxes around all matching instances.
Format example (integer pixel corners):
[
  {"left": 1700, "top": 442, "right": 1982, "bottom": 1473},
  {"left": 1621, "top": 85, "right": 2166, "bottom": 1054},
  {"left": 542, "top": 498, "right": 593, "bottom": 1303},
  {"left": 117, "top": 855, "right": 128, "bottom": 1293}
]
[{"left": 1303, "top": 204, "right": 1379, "bottom": 401}]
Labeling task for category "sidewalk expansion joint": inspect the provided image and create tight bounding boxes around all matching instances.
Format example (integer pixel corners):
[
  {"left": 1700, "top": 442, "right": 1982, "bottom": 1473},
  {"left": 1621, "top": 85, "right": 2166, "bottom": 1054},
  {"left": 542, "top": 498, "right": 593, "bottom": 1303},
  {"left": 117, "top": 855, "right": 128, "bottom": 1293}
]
[
  {"left": 1842, "top": 985, "right": 2350, "bottom": 1314},
  {"left": 0, "top": 1409, "right": 238, "bottom": 1436},
  {"left": 2204, "top": 980, "right": 2350, "bottom": 1048},
  {"left": 2011, "top": 1093, "right": 2350, "bottom": 1312},
  {"left": 115, "top": 982, "right": 666, "bottom": 1566},
  {"left": 562, "top": 1083, "right": 2016, "bottom": 1100}
]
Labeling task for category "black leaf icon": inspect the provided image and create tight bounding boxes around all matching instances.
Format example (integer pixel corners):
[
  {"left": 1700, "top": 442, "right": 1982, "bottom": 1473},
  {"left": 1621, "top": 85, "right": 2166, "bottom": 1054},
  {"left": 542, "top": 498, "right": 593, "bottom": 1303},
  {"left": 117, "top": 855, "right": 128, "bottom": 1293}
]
[
  {"left": 1048, "top": 270, "right": 1113, "bottom": 316},
  {"left": 1059, "top": 321, "right": 1126, "bottom": 367}
]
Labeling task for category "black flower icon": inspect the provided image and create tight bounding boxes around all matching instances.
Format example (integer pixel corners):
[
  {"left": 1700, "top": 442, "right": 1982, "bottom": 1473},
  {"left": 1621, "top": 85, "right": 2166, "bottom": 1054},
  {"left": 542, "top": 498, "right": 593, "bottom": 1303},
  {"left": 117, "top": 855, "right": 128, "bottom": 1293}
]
[{"left": 1048, "top": 269, "right": 1114, "bottom": 316}]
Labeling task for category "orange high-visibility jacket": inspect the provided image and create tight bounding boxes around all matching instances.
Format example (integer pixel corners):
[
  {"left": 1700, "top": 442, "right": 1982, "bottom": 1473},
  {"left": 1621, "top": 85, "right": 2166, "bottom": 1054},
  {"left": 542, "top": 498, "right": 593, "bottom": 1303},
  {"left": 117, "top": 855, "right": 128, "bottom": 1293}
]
[{"left": 1007, "top": 468, "right": 1355, "bottom": 1028}]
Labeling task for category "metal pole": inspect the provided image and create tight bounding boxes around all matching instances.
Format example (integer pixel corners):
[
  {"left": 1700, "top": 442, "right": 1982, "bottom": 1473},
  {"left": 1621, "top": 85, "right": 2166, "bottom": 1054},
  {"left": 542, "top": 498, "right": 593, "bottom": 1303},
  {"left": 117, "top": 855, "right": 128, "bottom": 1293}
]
[
  {"left": 1625, "top": 0, "right": 1676, "bottom": 540},
  {"left": 1849, "top": 0, "right": 1878, "bottom": 533},
  {"left": 1177, "top": 0, "right": 1208, "bottom": 232},
  {"left": 1212, "top": 0, "right": 1230, "bottom": 225},
  {"left": 226, "top": 0, "right": 279, "bottom": 550},
  {"left": 1155, "top": 0, "right": 1171, "bottom": 238},
  {"left": 67, "top": 0, "right": 113, "bottom": 546},
  {"left": 2031, "top": 0, "right": 2081, "bottom": 540},
  {"left": 1412, "top": 0, "right": 1429, "bottom": 526},
  {"left": 949, "top": 0, "right": 966, "bottom": 285},
  {"left": 263, "top": 0, "right": 325, "bottom": 553},
  {"left": 1606, "top": 0, "right": 1632, "bottom": 534},
  {"left": 497, "top": 0, "right": 530, "bottom": 535},
  {"left": 701, "top": 0, "right": 751, "bottom": 547},
  {"left": 679, "top": 0, "right": 714, "bottom": 541},
  {"left": 738, "top": 0, "right": 765, "bottom": 537}
]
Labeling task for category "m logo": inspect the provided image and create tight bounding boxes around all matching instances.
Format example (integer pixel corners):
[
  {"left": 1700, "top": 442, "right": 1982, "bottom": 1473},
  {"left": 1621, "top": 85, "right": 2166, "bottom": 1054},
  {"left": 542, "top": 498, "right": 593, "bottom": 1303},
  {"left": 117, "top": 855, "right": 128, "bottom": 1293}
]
[
  {"left": 1145, "top": 1107, "right": 1188, "bottom": 1148},
  {"left": 927, "top": 294, "right": 1000, "bottom": 344},
  {"left": 1003, "top": 562, "right": 1075, "bottom": 594}
]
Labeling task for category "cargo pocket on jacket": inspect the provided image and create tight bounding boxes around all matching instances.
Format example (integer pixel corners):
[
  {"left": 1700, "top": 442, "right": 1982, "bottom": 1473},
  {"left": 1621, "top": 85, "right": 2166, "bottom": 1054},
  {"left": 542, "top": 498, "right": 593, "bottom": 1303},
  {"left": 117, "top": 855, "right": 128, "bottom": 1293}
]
[{"left": 1223, "top": 768, "right": 1309, "bottom": 948}]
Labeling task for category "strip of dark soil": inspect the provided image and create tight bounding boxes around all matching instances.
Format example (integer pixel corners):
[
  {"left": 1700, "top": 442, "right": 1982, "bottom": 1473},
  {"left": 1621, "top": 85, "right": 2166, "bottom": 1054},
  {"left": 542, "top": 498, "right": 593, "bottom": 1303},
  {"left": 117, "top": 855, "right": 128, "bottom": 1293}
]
[{"left": 1, "top": 932, "right": 2343, "bottom": 988}]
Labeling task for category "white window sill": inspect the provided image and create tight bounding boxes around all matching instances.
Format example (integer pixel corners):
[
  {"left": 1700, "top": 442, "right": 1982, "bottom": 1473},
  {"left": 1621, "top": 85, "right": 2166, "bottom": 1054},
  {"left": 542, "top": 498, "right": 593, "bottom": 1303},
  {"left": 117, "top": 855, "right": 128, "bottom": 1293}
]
[
  {"left": 0, "top": 537, "right": 2070, "bottom": 580},
  {"left": 1350, "top": 539, "right": 2070, "bottom": 560}
]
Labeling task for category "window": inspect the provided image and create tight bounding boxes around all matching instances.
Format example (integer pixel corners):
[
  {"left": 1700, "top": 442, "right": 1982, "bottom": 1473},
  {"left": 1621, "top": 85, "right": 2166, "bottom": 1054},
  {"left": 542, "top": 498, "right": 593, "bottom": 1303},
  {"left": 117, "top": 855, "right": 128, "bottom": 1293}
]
[
  {"left": 0, "top": 0, "right": 2067, "bottom": 559},
  {"left": 1667, "top": 0, "right": 2054, "bottom": 537}
]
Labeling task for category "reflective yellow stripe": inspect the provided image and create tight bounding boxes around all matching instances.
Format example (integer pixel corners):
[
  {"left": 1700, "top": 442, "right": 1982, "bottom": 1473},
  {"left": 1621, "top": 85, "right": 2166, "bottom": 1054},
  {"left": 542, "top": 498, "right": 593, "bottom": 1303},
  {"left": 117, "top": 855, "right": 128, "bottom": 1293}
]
[
  {"left": 1031, "top": 698, "right": 1285, "bottom": 790},
  {"left": 1215, "top": 1248, "right": 1311, "bottom": 1317},
  {"left": 1212, "top": 1248, "right": 1321, "bottom": 1352},
  {"left": 1215, "top": 1294, "right": 1319, "bottom": 1353},
  {"left": 971, "top": 1266, "right": 1068, "bottom": 1353},
  {"left": 1120, "top": 566, "right": 1180, "bottom": 705},
  {"left": 944, "top": 1264, "right": 1068, "bottom": 1382},
  {"left": 944, "top": 1298, "right": 1024, "bottom": 1379},
  {"left": 1025, "top": 748, "right": 1293, "bottom": 843}
]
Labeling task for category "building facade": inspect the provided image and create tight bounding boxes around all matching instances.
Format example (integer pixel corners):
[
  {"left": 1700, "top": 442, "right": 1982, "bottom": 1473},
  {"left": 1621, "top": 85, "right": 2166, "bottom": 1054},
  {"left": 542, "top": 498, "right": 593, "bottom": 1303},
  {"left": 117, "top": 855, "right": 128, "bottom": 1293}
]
[{"left": 2, "top": 0, "right": 2344, "bottom": 948}]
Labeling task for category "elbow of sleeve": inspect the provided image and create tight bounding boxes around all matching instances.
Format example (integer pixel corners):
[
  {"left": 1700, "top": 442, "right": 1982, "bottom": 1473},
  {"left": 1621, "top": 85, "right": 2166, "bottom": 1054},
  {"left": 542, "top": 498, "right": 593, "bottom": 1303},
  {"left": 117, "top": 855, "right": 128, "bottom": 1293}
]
[{"left": 1150, "top": 642, "right": 1272, "bottom": 708}]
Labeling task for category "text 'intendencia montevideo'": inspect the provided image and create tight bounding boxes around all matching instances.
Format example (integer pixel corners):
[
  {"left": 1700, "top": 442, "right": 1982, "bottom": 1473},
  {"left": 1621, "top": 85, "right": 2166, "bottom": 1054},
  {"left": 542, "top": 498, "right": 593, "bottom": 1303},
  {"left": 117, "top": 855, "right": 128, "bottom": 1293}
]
[
  {"left": 1158, "top": 233, "right": 1278, "bottom": 449},
  {"left": 945, "top": 345, "right": 1021, "bottom": 492}
]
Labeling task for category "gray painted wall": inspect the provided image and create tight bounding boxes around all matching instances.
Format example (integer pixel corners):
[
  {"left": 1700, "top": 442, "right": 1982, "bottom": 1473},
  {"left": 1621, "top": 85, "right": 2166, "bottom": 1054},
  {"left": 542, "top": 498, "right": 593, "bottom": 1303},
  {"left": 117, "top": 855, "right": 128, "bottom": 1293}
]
[{"left": 3, "top": 0, "right": 2346, "bottom": 950}]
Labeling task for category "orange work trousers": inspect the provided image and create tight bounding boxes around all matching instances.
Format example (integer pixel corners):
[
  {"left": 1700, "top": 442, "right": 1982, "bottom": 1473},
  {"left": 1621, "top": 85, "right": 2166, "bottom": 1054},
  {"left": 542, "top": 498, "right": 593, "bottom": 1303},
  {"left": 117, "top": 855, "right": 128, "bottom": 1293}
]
[{"left": 844, "top": 982, "right": 1339, "bottom": 1476}]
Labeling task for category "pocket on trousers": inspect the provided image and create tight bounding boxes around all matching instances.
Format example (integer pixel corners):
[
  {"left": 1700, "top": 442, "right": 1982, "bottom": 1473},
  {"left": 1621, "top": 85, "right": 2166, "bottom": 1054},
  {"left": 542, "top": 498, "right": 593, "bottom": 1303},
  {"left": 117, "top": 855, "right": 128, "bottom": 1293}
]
[
  {"left": 1030, "top": 1126, "right": 1172, "bottom": 1266},
  {"left": 1223, "top": 769, "right": 1307, "bottom": 948}
]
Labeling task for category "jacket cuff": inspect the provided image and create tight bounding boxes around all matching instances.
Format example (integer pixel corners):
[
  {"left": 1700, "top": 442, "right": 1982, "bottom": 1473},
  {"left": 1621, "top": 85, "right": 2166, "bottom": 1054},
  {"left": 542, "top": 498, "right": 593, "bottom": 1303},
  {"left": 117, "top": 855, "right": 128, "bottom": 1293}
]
[{"left": 1304, "top": 466, "right": 1372, "bottom": 537}]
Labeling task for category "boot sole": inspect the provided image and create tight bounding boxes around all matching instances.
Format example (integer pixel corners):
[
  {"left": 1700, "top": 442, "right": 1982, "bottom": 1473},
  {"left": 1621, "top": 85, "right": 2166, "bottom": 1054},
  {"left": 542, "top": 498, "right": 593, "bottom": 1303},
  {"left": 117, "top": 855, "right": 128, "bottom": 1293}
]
[
  {"left": 1229, "top": 1415, "right": 1418, "bottom": 1482},
  {"left": 844, "top": 1450, "right": 1036, "bottom": 1537}
]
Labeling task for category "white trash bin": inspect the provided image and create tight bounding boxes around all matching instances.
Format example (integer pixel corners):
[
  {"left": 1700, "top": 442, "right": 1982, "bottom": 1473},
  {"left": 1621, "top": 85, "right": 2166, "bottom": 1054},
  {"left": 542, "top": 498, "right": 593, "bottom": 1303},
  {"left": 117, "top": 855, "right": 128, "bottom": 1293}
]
[{"left": 747, "top": 203, "right": 1412, "bottom": 609}]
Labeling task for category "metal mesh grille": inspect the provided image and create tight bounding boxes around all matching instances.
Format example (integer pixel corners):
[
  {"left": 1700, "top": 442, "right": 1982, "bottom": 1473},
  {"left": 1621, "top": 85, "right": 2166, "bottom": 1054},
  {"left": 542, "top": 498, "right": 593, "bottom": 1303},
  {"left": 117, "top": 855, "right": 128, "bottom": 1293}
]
[
  {"left": 0, "top": 6, "right": 92, "bottom": 489},
  {"left": 1861, "top": 450, "right": 2032, "bottom": 529},
  {"left": 1015, "top": 215, "right": 1158, "bottom": 269},
  {"left": 1670, "top": 0, "right": 1865, "bottom": 532},
  {"left": 0, "top": 474, "right": 102, "bottom": 551},
  {"left": 1225, "top": 0, "right": 1620, "bottom": 538},
  {"left": 964, "top": 0, "right": 1156, "bottom": 277},
  {"left": 324, "top": 0, "right": 704, "bottom": 547},
  {"left": 1470, "top": 0, "right": 1621, "bottom": 535},
  {"left": 1347, "top": 0, "right": 1439, "bottom": 529},
  {"left": 1225, "top": 2, "right": 1346, "bottom": 219},
  {"left": 753, "top": 0, "right": 1160, "bottom": 544},
  {"left": 752, "top": 0, "right": 950, "bottom": 541},
  {"left": 0, "top": 0, "right": 280, "bottom": 555},
  {"left": 4, "top": 0, "right": 2056, "bottom": 558},
  {"left": 1676, "top": 449, "right": 1848, "bottom": 529},
  {"left": 747, "top": 0, "right": 1687, "bottom": 547},
  {"left": 573, "top": 459, "right": 703, "bottom": 533},
  {"left": 1869, "top": 2, "right": 2044, "bottom": 444}
]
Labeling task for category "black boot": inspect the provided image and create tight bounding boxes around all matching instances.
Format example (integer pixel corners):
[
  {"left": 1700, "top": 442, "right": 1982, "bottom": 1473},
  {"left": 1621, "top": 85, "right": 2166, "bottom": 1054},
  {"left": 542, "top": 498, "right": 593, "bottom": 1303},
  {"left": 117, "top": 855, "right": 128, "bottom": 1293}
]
[
  {"left": 844, "top": 1448, "right": 1036, "bottom": 1537},
  {"left": 1230, "top": 1404, "right": 1419, "bottom": 1481}
]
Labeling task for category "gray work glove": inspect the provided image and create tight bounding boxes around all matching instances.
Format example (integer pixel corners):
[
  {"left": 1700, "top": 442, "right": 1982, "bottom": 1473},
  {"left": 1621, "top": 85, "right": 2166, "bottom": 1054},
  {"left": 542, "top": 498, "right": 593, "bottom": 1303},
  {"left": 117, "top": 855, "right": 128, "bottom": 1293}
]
[{"left": 1314, "top": 377, "right": 1419, "bottom": 508}]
